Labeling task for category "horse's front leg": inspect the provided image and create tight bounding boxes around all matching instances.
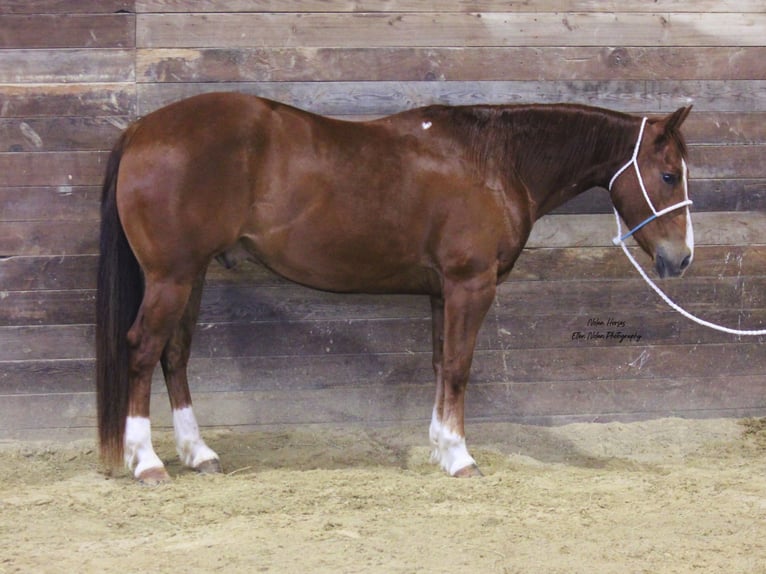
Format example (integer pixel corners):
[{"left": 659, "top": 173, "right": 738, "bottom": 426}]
[
  {"left": 161, "top": 275, "right": 221, "bottom": 475},
  {"left": 429, "top": 295, "right": 445, "bottom": 463},
  {"left": 430, "top": 274, "right": 496, "bottom": 477}
]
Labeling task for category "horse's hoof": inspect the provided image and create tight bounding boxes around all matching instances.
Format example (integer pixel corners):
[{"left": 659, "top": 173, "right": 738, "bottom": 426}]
[
  {"left": 137, "top": 467, "right": 171, "bottom": 485},
  {"left": 195, "top": 458, "right": 222, "bottom": 475},
  {"left": 453, "top": 464, "right": 484, "bottom": 478}
]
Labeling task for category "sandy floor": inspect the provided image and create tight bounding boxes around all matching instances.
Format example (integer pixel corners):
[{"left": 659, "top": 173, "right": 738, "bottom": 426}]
[{"left": 1, "top": 418, "right": 766, "bottom": 573}]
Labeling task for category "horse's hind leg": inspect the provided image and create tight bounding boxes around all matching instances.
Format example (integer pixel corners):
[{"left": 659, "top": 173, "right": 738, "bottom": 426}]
[
  {"left": 160, "top": 274, "right": 221, "bottom": 474},
  {"left": 124, "top": 278, "right": 194, "bottom": 484}
]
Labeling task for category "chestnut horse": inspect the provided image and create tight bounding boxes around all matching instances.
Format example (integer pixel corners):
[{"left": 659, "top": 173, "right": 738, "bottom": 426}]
[{"left": 96, "top": 93, "right": 694, "bottom": 483}]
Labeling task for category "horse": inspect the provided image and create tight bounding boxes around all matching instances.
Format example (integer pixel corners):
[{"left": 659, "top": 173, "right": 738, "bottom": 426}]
[{"left": 96, "top": 92, "right": 694, "bottom": 483}]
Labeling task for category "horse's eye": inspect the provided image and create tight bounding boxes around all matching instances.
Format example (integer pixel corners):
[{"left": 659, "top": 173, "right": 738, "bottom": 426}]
[{"left": 662, "top": 173, "right": 677, "bottom": 185}]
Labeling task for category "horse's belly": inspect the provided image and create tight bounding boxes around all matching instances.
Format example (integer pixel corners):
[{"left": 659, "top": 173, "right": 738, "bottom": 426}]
[{"left": 239, "top": 226, "right": 435, "bottom": 295}]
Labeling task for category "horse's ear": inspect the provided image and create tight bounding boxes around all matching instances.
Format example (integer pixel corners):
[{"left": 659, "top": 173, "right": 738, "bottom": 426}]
[{"left": 663, "top": 106, "right": 693, "bottom": 133}]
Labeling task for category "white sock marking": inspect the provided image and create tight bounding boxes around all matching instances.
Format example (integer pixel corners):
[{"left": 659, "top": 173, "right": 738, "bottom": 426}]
[
  {"left": 429, "top": 408, "right": 476, "bottom": 475},
  {"left": 124, "top": 416, "right": 164, "bottom": 478},
  {"left": 173, "top": 406, "right": 219, "bottom": 469}
]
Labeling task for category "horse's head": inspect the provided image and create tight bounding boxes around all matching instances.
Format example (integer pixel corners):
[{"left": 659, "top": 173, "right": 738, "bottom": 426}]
[{"left": 609, "top": 107, "right": 694, "bottom": 278}]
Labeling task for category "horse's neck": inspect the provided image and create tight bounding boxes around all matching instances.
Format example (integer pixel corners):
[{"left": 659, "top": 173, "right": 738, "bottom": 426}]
[{"left": 508, "top": 109, "right": 637, "bottom": 219}]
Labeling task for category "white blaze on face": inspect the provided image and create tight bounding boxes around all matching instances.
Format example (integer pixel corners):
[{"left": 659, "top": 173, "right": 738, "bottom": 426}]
[
  {"left": 429, "top": 408, "right": 476, "bottom": 475},
  {"left": 421, "top": 121, "right": 432, "bottom": 130},
  {"left": 682, "top": 159, "right": 695, "bottom": 261},
  {"left": 124, "top": 416, "right": 164, "bottom": 477},
  {"left": 173, "top": 406, "right": 219, "bottom": 469}
]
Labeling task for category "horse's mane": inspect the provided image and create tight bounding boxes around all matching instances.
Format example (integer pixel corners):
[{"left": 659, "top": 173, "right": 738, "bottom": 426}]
[{"left": 433, "top": 104, "right": 644, "bottom": 188}]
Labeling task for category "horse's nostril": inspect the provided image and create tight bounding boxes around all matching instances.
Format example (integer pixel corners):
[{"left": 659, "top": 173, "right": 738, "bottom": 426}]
[
  {"left": 680, "top": 254, "right": 691, "bottom": 270},
  {"left": 655, "top": 254, "right": 668, "bottom": 278}
]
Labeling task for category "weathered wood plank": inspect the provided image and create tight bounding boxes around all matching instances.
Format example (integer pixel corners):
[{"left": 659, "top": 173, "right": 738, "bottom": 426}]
[
  {"left": 0, "top": 255, "right": 98, "bottom": 291},
  {"left": 198, "top": 244, "right": 766, "bottom": 284},
  {"left": 3, "top": 373, "right": 765, "bottom": 437},
  {"left": 688, "top": 145, "right": 766, "bottom": 179},
  {"left": 1, "top": 0, "right": 134, "bottom": 14},
  {"left": 137, "top": 81, "right": 766, "bottom": 117},
  {"left": 555, "top": 179, "right": 766, "bottom": 214},
  {"left": 0, "top": 151, "right": 108, "bottom": 187},
  {"left": 0, "top": 359, "right": 95, "bottom": 394},
  {"left": 0, "top": 84, "right": 135, "bottom": 118},
  {"left": 0, "top": 212, "right": 762, "bottom": 258},
  {"left": 3, "top": 110, "right": 763, "bottom": 156},
  {"left": 2, "top": 244, "right": 762, "bottom": 296},
  {"left": 136, "top": 46, "right": 766, "bottom": 83},
  {"left": 0, "top": 221, "right": 100, "bottom": 256},
  {"left": 475, "top": 375, "right": 766, "bottom": 422},
  {"left": 0, "top": 14, "right": 135, "bottom": 49},
  {"left": 189, "top": 279, "right": 766, "bottom": 328},
  {"left": 0, "top": 187, "right": 101, "bottom": 221},
  {"left": 7, "top": 301, "right": 755, "bottom": 358},
  {"left": 2, "top": 108, "right": 762, "bottom": 156},
  {"left": 136, "top": 13, "right": 766, "bottom": 49},
  {"left": 691, "top": 145, "right": 766, "bottom": 179},
  {"left": 527, "top": 212, "right": 766, "bottom": 248},
  {"left": 662, "top": 179, "right": 765, "bottom": 212},
  {"left": 3, "top": 337, "right": 764, "bottom": 405},
  {"left": 0, "top": 325, "right": 95, "bottom": 362},
  {"left": 513, "top": 245, "right": 766, "bottom": 282},
  {"left": 134, "top": 376, "right": 766, "bottom": 425},
  {"left": 133, "top": 1, "right": 766, "bottom": 14},
  {"left": 0, "top": 49, "right": 135, "bottom": 83},
  {"left": 685, "top": 113, "right": 766, "bottom": 145},
  {"left": 0, "top": 394, "right": 98, "bottom": 435},
  {"left": 3, "top": 301, "right": 764, "bottom": 363},
  {"left": 0, "top": 178, "right": 760, "bottom": 224},
  {"left": 0, "top": 118, "right": 126, "bottom": 153},
  {"left": 4, "top": 340, "right": 763, "bottom": 402},
  {"left": 5, "top": 273, "right": 765, "bottom": 327},
  {"left": 1, "top": 146, "right": 763, "bottom": 190},
  {"left": 0, "top": 290, "right": 96, "bottom": 327},
  {"left": 0, "top": 79, "right": 688, "bottom": 120}
]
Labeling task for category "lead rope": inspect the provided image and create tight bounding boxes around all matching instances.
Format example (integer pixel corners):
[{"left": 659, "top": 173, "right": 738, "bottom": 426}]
[{"left": 611, "top": 118, "right": 766, "bottom": 337}]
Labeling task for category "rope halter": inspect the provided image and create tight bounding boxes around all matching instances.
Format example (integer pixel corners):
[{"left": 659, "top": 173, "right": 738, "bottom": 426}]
[{"left": 609, "top": 117, "right": 693, "bottom": 245}]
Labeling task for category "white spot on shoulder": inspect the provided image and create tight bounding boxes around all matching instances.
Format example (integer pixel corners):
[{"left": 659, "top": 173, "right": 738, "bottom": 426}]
[{"left": 421, "top": 121, "right": 432, "bottom": 130}]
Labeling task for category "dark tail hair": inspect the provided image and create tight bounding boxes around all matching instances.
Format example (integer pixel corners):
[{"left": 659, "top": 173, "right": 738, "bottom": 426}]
[{"left": 96, "top": 128, "right": 143, "bottom": 469}]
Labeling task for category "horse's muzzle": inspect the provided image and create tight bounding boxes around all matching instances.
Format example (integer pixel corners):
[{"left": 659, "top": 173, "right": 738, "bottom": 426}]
[{"left": 655, "top": 247, "right": 692, "bottom": 278}]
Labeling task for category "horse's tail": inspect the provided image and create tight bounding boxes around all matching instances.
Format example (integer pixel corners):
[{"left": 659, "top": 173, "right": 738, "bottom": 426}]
[{"left": 96, "top": 127, "right": 143, "bottom": 469}]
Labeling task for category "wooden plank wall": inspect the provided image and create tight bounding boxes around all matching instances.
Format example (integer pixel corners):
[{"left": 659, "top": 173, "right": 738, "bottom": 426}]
[{"left": 1, "top": 1, "right": 765, "bottom": 440}]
